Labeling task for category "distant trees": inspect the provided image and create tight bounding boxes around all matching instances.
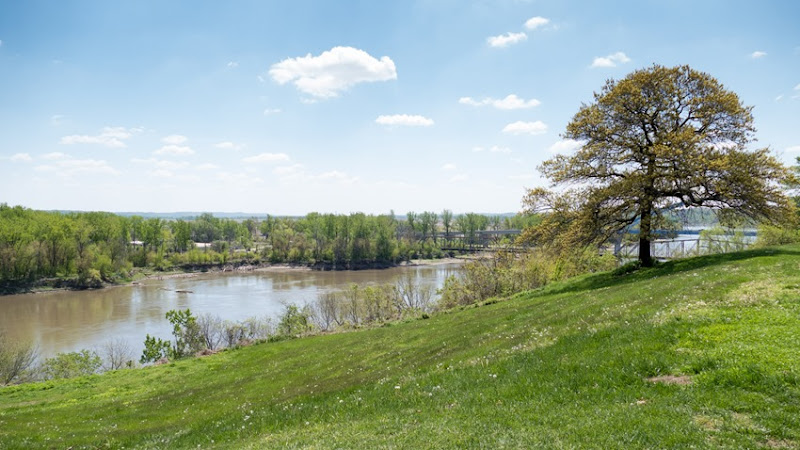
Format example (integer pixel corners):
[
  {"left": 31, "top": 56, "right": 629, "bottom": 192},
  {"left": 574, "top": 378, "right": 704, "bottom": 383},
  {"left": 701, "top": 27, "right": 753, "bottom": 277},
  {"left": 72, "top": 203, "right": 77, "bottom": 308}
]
[{"left": 0, "top": 204, "right": 530, "bottom": 284}]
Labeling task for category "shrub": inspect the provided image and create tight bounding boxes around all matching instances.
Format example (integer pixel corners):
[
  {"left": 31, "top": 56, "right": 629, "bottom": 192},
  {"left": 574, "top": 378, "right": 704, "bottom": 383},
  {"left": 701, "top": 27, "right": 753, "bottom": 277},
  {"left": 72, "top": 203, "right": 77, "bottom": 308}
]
[
  {"left": 0, "top": 333, "right": 38, "bottom": 385},
  {"left": 42, "top": 349, "right": 101, "bottom": 380}
]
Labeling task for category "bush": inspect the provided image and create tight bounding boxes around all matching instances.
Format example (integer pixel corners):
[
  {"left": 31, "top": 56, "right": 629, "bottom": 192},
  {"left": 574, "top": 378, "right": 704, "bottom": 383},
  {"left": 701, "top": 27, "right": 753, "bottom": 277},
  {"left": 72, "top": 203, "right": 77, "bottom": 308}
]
[
  {"left": 755, "top": 225, "right": 800, "bottom": 247},
  {"left": 42, "top": 350, "right": 101, "bottom": 380},
  {"left": 0, "top": 333, "right": 38, "bottom": 385}
]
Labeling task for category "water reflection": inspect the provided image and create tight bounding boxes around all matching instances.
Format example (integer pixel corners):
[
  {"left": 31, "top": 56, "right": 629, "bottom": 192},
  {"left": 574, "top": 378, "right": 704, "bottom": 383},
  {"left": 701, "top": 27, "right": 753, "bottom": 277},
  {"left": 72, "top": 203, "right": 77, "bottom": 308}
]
[{"left": 0, "top": 263, "right": 462, "bottom": 358}]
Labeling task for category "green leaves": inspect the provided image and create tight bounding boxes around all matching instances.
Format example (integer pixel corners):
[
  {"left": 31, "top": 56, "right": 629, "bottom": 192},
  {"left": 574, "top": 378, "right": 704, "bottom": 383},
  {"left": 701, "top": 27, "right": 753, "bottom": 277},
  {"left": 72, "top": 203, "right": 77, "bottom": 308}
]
[{"left": 526, "top": 65, "right": 795, "bottom": 266}]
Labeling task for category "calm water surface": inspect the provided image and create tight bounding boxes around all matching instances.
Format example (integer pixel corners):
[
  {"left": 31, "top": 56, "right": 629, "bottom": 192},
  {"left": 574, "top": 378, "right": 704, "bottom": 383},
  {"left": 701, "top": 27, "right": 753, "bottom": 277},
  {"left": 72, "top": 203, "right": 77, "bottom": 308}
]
[{"left": 0, "top": 263, "right": 462, "bottom": 358}]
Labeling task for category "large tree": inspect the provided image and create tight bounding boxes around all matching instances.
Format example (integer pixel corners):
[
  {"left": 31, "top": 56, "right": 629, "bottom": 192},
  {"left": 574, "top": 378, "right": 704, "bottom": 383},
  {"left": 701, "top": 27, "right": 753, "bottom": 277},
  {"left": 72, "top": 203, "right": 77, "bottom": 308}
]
[{"left": 523, "top": 64, "right": 795, "bottom": 266}]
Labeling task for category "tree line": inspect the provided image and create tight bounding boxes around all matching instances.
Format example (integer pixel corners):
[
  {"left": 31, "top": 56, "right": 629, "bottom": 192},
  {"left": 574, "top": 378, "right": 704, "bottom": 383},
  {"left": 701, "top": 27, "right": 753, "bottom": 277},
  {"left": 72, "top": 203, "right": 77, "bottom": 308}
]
[{"left": 0, "top": 204, "right": 534, "bottom": 287}]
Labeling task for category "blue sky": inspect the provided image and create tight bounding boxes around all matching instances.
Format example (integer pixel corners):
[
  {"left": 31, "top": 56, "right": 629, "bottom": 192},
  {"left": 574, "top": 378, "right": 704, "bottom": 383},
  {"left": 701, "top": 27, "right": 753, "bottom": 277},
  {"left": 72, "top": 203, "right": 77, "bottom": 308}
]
[{"left": 1, "top": 0, "right": 798, "bottom": 215}]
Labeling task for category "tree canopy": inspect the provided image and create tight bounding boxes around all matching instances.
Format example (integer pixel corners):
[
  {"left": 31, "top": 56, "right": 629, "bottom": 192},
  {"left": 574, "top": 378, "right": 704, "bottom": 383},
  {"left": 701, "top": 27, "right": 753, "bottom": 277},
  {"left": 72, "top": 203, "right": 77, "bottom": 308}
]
[{"left": 522, "top": 64, "right": 795, "bottom": 266}]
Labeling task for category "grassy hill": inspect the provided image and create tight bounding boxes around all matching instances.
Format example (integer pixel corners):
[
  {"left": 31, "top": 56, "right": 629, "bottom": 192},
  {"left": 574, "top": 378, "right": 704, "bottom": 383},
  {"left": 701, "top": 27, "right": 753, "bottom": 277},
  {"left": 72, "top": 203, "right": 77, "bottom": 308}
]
[{"left": 2, "top": 247, "right": 800, "bottom": 448}]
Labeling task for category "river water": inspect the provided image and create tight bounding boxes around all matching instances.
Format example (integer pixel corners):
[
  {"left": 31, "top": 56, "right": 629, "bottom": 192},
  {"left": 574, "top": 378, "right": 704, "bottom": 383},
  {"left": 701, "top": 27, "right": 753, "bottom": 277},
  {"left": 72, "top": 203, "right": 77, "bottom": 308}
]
[{"left": 0, "top": 263, "right": 463, "bottom": 359}]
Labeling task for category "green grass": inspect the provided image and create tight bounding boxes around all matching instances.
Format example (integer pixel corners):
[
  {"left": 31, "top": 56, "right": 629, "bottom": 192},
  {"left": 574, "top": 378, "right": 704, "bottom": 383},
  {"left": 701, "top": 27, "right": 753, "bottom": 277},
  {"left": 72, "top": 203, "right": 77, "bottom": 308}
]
[{"left": 2, "top": 246, "right": 800, "bottom": 448}]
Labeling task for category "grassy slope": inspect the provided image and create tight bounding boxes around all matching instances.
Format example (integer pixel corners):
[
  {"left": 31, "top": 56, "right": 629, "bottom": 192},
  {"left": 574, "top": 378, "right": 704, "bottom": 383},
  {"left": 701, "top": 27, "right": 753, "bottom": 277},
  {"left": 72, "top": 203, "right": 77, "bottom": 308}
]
[{"left": 2, "top": 247, "right": 800, "bottom": 448}]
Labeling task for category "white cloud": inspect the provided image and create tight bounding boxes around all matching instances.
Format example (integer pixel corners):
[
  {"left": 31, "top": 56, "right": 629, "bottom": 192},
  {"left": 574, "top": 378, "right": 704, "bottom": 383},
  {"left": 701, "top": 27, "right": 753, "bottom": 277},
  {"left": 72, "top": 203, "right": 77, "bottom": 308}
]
[
  {"left": 154, "top": 145, "right": 194, "bottom": 156},
  {"left": 215, "top": 141, "right": 244, "bottom": 151},
  {"left": 750, "top": 51, "right": 767, "bottom": 59},
  {"left": 449, "top": 174, "right": 469, "bottom": 183},
  {"left": 442, "top": 163, "right": 457, "bottom": 171},
  {"left": 776, "top": 94, "right": 784, "bottom": 102},
  {"left": 472, "top": 146, "right": 485, "bottom": 152},
  {"left": 9, "top": 153, "right": 33, "bottom": 162},
  {"left": 487, "top": 32, "right": 527, "bottom": 48},
  {"left": 786, "top": 145, "right": 800, "bottom": 153},
  {"left": 242, "top": 153, "right": 290, "bottom": 163},
  {"left": 50, "top": 115, "right": 65, "bottom": 126},
  {"left": 263, "top": 108, "right": 282, "bottom": 115},
  {"left": 375, "top": 114, "right": 434, "bottom": 127},
  {"left": 524, "top": 16, "right": 550, "bottom": 30},
  {"left": 35, "top": 158, "right": 119, "bottom": 176},
  {"left": 459, "top": 94, "right": 540, "bottom": 110},
  {"left": 590, "top": 52, "right": 631, "bottom": 68},
  {"left": 227, "top": 61, "right": 239, "bottom": 68},
  {"left": 547, "top": 139, "right": 583, "bottom": 153},
  {"left": 60, "top": 126, "right": 137, "bottom": 148},
  {"left": 795, "top": 84, "right": 800, "bottom": 91},
  {"left": 502, "top": 120, "right": 548, "bottom": 135},
  {"left": 269, "top": 46, "right": 397, "bottom": 98},
  {"left": 162, "top": 135, "right": 188, "bottom": 145},
  {"left": 41, "top": 152, "right": 68, "bottom": 160}
]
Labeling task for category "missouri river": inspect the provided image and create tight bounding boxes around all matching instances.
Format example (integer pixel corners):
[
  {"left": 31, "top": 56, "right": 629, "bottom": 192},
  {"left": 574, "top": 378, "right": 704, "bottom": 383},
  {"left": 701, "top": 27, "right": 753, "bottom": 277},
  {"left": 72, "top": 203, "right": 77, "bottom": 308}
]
[{"left": 0, "top": 262, "right": 463, "bottom": 359}]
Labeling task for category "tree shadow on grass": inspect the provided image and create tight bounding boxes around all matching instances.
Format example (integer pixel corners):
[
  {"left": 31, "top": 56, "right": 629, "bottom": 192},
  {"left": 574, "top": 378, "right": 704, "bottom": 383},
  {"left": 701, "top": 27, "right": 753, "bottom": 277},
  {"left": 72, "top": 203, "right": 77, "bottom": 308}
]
[{"left": 540, "top": 246, "right": 800, "bottom": 298}]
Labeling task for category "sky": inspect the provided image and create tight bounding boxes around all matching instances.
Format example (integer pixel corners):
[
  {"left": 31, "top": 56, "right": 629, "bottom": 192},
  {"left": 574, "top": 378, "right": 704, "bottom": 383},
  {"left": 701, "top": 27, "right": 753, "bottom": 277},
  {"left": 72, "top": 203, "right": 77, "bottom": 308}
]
[{"left": 0, "top": 0, "right": 799, "bottom": 215}]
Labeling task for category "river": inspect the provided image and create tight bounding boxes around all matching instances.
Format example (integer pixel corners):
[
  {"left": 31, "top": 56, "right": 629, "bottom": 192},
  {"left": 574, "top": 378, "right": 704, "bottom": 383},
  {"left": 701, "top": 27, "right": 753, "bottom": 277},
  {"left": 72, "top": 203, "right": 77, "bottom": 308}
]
[{"left": 0, "top": 262, "right": 463, "bottom": 359}]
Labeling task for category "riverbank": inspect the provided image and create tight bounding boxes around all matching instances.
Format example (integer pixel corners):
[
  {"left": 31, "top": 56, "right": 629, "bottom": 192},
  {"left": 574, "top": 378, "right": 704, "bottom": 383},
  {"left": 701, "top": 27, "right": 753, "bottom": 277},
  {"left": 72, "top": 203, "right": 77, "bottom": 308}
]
[
  {"left": 0, "top": 257, "right": 468, "bottom": 296},
  {"left": 4, "top": 246, "right": 798, "bottom": 447}
]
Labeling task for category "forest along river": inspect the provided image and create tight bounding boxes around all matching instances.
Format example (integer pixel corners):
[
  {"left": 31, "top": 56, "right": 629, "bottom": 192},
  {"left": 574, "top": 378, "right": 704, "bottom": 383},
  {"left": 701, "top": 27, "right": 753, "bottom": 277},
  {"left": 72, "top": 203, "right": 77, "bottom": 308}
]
[{"left": 0, "top": 262, "right": 463, "bottom": 360}]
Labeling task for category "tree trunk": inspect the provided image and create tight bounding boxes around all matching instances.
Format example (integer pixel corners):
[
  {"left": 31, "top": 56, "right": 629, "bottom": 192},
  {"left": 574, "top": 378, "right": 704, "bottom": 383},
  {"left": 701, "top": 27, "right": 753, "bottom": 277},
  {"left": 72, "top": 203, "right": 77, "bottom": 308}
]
[{"left": 638, "top": 205, "right": 654, "bottom": 267}]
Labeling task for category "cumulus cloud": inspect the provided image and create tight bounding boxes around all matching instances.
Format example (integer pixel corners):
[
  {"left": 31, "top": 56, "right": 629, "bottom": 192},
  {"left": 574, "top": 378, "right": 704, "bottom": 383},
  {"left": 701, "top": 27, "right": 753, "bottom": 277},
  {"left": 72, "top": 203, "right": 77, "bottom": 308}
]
[
  {"left": 502, "top": 121, "right": 548, "bottom": 135},
  {"left": 41, "top": 152, "right": 68, "bottom": 160},
  {"left": 35, "top": 158, "right": 119, "bottom": 176},
  {"left": 459, "top": 94, "right": 540, "bottom": 110},
  {"left": 442, "top": 163, "right": 457, "bottom": 171},
  {"left": 9, "top": 153, "right": 33, "bottom": 162},
  {"left": 590, "top": 52, "right": 631, "bottom": 68},
  {"left": 215, "top": 141, "right": 244, "bottom": 151},
  {"left": 547, "top": 139, "right": 583, "bottom": 153},
  {"left": 242, "top": 153, "right": 290, "bottom": 163},
  {"left": 227, "top": 61, "right": 239, "bottom": 68},
  {"left": 162, "top": 135, "right": 188, "bottom": 145},
  {"left": 216, "top": 172, "right": 264, "bottom": 186},
  {"left": 525, "top": 16, "right": 550, "bottom": 30},
  {"left": 750, "top": 51, "right": 767, "bottom": 59},
  {"left": 60, "top": 126, "right": 137, "bottom": 148},
  {"left": 795, "top": 84, "right": 800, "bottom": 91},
  {"left": 786, "top": 145, "right": 800, "bottom": 153},
  {"left": 487, "top": 32, "right": 527, "bottom": 48},
  {"left": 263, "top": 108, "right": 282, "bottom": 115},
  {"left": 375, "top": 114, "right": 434, "bottom": 127},
  {"left": 269, "top": 46, "right": 397, "bottom": 98}
]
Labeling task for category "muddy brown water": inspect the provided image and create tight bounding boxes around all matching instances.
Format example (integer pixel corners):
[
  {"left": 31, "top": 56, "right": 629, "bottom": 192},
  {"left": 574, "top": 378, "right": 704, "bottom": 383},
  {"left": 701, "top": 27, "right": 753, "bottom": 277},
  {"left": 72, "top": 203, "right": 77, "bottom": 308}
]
[{"left": 0, "top": 263, "right": 463, "bottom": 359}]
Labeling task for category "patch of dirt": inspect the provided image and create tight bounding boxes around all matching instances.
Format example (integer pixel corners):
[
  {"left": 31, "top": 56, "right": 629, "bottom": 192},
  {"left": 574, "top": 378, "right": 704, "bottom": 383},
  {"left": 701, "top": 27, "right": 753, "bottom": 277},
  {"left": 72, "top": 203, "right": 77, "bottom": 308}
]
[
  {"left": 694, "top": 415, "right": 721, "bottom": 432},
  {"left": 766, "top": 438, "right": 797, "bottom": 448},
  {"left": 646, "top": 375, "right": 693, "bottom": 385},
  {"left": 195, "top": 348, "right": 219, "bottom": 357}
]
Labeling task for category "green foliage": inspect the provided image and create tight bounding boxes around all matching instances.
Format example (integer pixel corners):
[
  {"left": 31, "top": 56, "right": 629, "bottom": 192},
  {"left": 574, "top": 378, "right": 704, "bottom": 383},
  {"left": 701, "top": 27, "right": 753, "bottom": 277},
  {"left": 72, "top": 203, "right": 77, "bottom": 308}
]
[
  {"left": 41, "top": 350, "right": 101, "bottom": 380},
  {"left": 165, "top": 309, "right": 205, "bottom": 359},
  {"left": 754, "top": 225, "right": 800, "bottom": 247},
  {"left": 524, "top": 65, "right": 796, "bottom": 267},
  {"left": 438, "top": 248, "right": 617, "bottom": 309},
  {"left": 140, "top": 334, "right": 171, "bottom": 364},
  {"left": 277, "top": 304, "right": 313, "bottom": 336}
]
